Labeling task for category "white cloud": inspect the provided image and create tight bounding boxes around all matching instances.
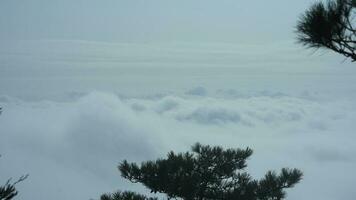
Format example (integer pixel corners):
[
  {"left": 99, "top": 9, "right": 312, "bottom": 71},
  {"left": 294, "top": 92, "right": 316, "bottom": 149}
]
[
  {"left": 0, "top": 39, "right": 356, "bottom": 200},
  {"left": 1, "top": 90, "right": 356, "bottom": 200}
]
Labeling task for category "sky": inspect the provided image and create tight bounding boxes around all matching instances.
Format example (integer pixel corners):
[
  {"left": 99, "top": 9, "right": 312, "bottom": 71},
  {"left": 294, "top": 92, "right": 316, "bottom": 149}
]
[
  {"left": 0, "top": 0, "right": 328, "bottom": 43},
  {"left": 0, "top": 1, "right": 356, "bottom": 200}
]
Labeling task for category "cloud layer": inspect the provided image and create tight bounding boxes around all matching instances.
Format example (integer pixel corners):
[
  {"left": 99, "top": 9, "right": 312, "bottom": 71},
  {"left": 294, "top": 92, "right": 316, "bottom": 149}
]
[
  {"left": 1, "top": 90, "right": 356, "bottom": 200},
  {"left": 0, "top": 39, "right": 356, "bottom": 200}
]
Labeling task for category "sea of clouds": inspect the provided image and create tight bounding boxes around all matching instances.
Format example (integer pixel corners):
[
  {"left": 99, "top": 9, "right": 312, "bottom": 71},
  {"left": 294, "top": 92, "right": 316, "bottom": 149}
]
[
  {"left": 0, "top": 40, "right": 356, "bottom": 200},
  {"left": 1, "top": 89, "right": 356, "bottom": 200}
]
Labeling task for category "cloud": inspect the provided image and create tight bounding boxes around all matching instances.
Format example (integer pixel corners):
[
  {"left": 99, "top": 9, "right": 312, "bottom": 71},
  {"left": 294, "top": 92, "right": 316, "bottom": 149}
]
[
  {"left": 154, "top": 96, "right": 180, "bottom": 114},
  {"left": 0, "top": 39, "right": 356, "bottom": 200},
  {"left": 307, "top": 146, "right": 352, "bottom": 163},
  {"left": 185, "top": 86, "right": 207, "bottom": 96},
  {"left": 1, "top": 90, "right": 356, "bottom": 200},
  {"left": 0, "top": 92, "right": 163, "bottom": 199},
  {"left": 176, "top": 107, "right": 242, "bottom": 125}
]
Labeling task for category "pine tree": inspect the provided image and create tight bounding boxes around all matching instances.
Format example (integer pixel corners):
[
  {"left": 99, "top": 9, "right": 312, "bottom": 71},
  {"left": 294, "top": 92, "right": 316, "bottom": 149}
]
[
  {"left": 0, "top": 172, "right": 28, "bottom": 200},
  {"left": 296, "top": 0, "right": 356, "bottom": 61},
  {"left": 101, "top": 143, "right": 302, "bottom": 200},
  {"left": 100, "top": 191, "right": 157, "bottom": 200}
]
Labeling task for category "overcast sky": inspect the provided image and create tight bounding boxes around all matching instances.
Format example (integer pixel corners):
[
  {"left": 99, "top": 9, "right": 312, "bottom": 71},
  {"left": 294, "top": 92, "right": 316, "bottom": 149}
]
[
  {"left": 1, "top": 1, "right": 356, "bottom": 200},
  {"left": 1, "top": 0, "right": 318, "bottom": 43}
]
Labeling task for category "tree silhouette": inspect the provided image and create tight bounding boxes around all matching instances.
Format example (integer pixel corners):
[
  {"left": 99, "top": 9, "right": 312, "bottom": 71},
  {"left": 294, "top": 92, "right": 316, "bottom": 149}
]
[
  {"left": 296, "top": 0, "right": 356, "bottom": 61},
  {"left": 0, "top": 170, "right": 28, "bottom": 200},
  {"left": 101, "top": 143, "right": 302, "bottom": 200},
  {"left": 101, "top": 191, "right": 157, "bottom": 200}
]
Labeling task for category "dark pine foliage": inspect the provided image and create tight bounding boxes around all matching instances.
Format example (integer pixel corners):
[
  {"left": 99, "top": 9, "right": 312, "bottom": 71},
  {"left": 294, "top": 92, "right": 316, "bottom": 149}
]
[
  {"left": 0, "top": 175, "right": 28, "bottom": 200},
  {"left": 296, "top": 0, "right": 356, "bottom": 61},
  {"left": 0, "top": 181, "right": 17, "bottom": 200},
  {"left": 101, "top": 143, "right": 302, "bottom": 200},
  {"left": 100, "top": 191, "right": 157, "bottom": 200}
]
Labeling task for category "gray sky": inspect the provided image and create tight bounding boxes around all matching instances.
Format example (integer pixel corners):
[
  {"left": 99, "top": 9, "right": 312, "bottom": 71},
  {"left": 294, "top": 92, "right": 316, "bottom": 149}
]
[{"left": 1, "top": 0, "right": 316, "bottom": 43}]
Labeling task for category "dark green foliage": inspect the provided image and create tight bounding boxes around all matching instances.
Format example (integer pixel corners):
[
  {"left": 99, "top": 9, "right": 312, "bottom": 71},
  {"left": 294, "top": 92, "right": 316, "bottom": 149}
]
[
  {"left": 102, "top": 143, "right": 302, "bottom": 200},
  {"left": 0, "top": 175, "right": 28, "bottom": 200},
  {"left": 100, "top": 191, "right": 157, "bottom": 200},
  {"left": 296, "top": 0, "right": 356, "bottom": 61},
  {"left": 0, "top": 181, "right": 17, "bottom": 200}
]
